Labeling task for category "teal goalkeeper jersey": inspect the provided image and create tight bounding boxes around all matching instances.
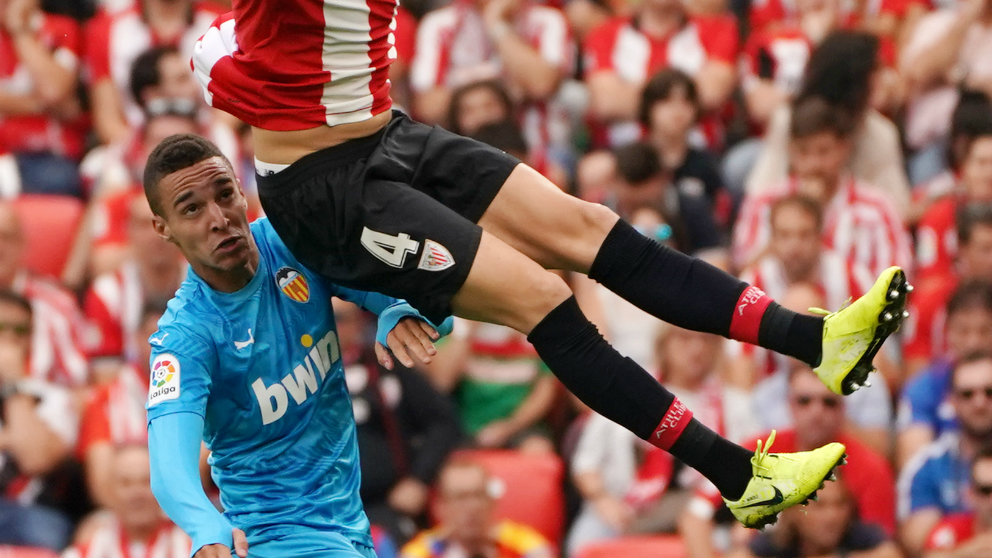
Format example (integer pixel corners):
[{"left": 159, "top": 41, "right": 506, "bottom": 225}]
[{"left": 146, "top": 218, "right": 385, "bottom": 544}]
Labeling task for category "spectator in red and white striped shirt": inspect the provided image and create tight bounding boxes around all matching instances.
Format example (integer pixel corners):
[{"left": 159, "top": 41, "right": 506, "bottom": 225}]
[
  {"left": 0, "top": 201, "right": 89, "bottom": 387},
  {"left": 733, "top": 96, "right": 912, "bottom": 278}
]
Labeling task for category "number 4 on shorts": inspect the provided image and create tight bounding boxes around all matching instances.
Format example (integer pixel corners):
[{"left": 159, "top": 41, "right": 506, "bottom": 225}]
[{"left": 361, "top": 227, "right": 420, "bottom": 268}]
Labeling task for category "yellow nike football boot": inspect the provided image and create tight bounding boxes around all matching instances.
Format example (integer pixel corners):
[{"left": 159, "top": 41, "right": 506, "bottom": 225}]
[
  {"left": 724, "top": 431, "right": 847, "bottom": 529},
  {"left": 812, "top": 266, "right": 912, "bottom": 395}
]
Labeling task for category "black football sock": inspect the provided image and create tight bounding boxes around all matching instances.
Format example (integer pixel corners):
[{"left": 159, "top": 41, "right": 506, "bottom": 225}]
[
  {"left": 527, "top": 297, "right": 754, "bottom": 498},
  {"left": 589, "top": 219, "right": 823, "bottom": 366}
]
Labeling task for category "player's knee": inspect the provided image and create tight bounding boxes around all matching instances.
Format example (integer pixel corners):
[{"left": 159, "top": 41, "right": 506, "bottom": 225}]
[
  {"left": 577, "top": 200, "right": 619, "bottom": 239},
  {"left": 517, "top": 272, "right": 573, "bottom": 332}
]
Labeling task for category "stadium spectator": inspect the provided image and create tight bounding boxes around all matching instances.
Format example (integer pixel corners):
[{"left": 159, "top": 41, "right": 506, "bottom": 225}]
[
  {"left": 62, "top": 445, "right": 191, "bottom": 558},
  {"left": 0, "top": 201, "right": 88, "bottom": 387},
  {"left": 906, "top": 203, "right": 992, "bottom": 377},
  {"left": 898, "top": 351, "right": 992, "bottom": 556},
  {"left": 745, "top": 475, "right": 902, "bottom": 558},
  {"left": 427, "top": 318, "right": 557, "bottom": 453},
  {"left": 78, "top": 300, "right": 165, "bottom": 508},
  {"left": 611, "top": 141, "right": 725, "bottom": 258},
  {"left": 899, "top": 281, "right": 992, "bottom": 468},
  {"left": 410, "top": 0, "right": 573, "bottom": 166},
  {"left": 446, "top": 80, "right": 515, "bottom": 140},
  {"left": 0, "top": 290, "right": 82, "bottom": 551},
  {"left": 725, "top": 194, "right": 877, "bottom": 389},
  {"left": 640, "top": 69, "right": 732, "bottom": 231},
  {"left": 914, "top": 121, "right": 992, "bottom": 289},
  {"left": 679, "top": 365, "right": 896, "bottom": 556},
  {"left": 83, "top": 0, "right": 221, "bottom": 145},
  {"left": 922, "top": 447, "right": 992, "bottom": 558},
  {"left": 399, "top": 457, "right": 553, "bottom": 558},
  {"left": 900, "top": 0, "right": 992, "bottom": 185},
  {"left": 733, "top": 96, "right": 911, "bottom": 277},
  {"left": 0, "top": 0, "right": 85, "bottom": 197},
  {"left": 83, "top": 194, "right": 182, "bottom": 379},
  {"left": 582, "top": 0, "right": 738, "bottom": 148},
  {"left": 337, "top": 299, "right": 463, "bottom": 544},
  {"left": 565, "top": 324, "right": 755, "bottom": 556},
  {"left": 744, "top": 31, "right": 910, "bottom": 218}
]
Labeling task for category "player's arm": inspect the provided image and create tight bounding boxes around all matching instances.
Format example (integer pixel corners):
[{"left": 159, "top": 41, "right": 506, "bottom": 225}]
[
  {"left": 148, "top": 412, "right": 247, "bottom": 558},
  {"left": 332, "top": 288, "right": 453, "bottom": 369}
]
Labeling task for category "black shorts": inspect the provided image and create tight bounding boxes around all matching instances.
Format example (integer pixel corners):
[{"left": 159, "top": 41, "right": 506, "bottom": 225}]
[{"left": 256, "top": 112, "right": 520, "bottom": 324}]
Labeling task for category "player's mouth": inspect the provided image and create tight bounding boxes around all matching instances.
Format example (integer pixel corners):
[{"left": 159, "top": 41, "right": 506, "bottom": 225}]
[{"left": 215, "top": 235, "right": 244, "bottom": 254}]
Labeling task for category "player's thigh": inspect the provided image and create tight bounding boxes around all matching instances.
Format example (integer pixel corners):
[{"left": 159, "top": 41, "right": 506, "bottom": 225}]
[
  {"left": 248, "top": 530, "right": 376, "bottom": 558},
  {"left": 476, "top": 164, "right": 620, "bottom": 273},
  {"left": 451, "top": 230, "right": 573, "bottom": 334}
]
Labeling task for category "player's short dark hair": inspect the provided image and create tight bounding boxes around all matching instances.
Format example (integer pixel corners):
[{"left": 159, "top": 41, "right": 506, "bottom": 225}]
[
  {"left": 470, "top": 120, "right": 528, "bottom": 156},
  {"left": 639, "top": 68, "right": 699, "bottom": 126},
  {"left": 613, "top": 141, "right": 663, "bottom": 185},
  {"left": 957, "top": 202, "right": 992, "bottom": 246},
  {"left": 790, "top": 96, "right": 856, "bottom": 140},
  {"left": 947, "top": 280, "right": 992, "bottom": 319},
  {"left": 129, "top": 45, "right": 180, "bottom": 109},
  {"left": 769, "top": 194, "right": 824, "bottom": 232},
  {"left": 143, "top": 134, "right": 227, "bottom": 216},
  {"left": 0, "top": 289, "right": 31, "bottom": 317}
]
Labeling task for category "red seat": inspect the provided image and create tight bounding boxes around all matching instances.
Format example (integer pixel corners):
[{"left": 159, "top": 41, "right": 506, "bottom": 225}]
[
  {"left": 577, "top": 535, "right": 688, "bottom": 558},
  {"left": 0, "top": 546, "right": 59, "bottom": 558},
  {"left": 11, "top": 195, "right": 84, "bottom": 278},
  {"left": 452, "top": 449, "right": 565, "bottom": 547}
]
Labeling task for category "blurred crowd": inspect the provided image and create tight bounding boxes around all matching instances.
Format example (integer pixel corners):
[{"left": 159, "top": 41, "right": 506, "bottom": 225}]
[{"left": 3, "top": 0, "right": 992, "bottom": 556}]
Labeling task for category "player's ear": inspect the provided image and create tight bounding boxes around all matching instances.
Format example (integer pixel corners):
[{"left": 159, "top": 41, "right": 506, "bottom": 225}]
[{"left": 152, "top": 214, "right": 174, "bottom": 244}]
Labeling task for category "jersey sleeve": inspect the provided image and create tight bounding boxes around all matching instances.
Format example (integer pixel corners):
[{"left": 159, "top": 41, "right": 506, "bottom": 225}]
[
  {"left": 146, "top": 321, "right": 216, "bottom": 422},
  {"left": 409, "top": 11, "right": 449, "bottom": 92}
]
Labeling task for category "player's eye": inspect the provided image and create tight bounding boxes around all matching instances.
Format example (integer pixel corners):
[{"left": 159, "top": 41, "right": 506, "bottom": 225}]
[{"left": 181, "top": 203, "right": 199, "bottom": 216}]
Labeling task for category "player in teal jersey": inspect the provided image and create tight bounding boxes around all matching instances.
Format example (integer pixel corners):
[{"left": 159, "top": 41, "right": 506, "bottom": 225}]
[{"left": 143, "top": 138, "right": 449, "bottom": 558}]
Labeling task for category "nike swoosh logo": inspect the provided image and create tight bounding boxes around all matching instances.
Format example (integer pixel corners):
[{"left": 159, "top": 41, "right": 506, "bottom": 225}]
[
  {"left": 149, "top": 333, "right": 168, "bottom": 345},
  {"left": 739, "top": 486, "right": 784, "bottom": 508},
  {"left": 234, "top": 329, "right": 254, "bottom": 350}
]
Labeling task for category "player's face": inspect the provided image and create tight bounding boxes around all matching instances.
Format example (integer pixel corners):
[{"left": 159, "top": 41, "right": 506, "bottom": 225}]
[
  {"left": 770, "top": 204, "right": 821, "bottom": 281},
  {"left": 152, "top": 156, "right": 257, "bottom": 292}
]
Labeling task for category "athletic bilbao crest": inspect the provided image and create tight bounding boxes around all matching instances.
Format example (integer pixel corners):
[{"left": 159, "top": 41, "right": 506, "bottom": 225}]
[
  {"left": 276, "top": 266, "right": 310, "bottom": 303},
  {"left": 418, "top": 239, "right": 455, "bottom": 271}
]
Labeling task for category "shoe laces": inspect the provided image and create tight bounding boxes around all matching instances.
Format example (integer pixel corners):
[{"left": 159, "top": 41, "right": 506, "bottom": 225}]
[
  {"left": 751, "top": 429, "right": 777, "bottom": 473},
  {"left": 808, "top": 297, "right": 852, "bottom": 317}
]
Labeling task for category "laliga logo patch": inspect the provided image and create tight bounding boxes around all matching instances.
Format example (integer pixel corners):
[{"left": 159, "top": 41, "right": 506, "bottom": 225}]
[
  {"left": 276, "top": 266, "right": 310, "bottom": 303},
  {"left": 148, "top": 354, "right": 181, "bottom": 406}
]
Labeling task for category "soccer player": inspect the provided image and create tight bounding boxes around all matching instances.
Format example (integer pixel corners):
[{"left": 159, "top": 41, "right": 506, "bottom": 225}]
[
  {"left": 142, "top": 139, "right": 454, "bottom": 558},
  {"left": 175, "top": 0, "right": 909, "bottom": 549}
]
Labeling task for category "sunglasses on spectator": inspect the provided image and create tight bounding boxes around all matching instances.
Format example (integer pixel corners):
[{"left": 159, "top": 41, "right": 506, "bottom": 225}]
[
  {"left": 974, "top": 483, "right": 992, "bottom": 497},
  {"left": 793, "top": 394, "right": 841, "bottom": 408},
  {"left": 0, "top": 322, "right": 30, "bottom": 337},
  {"left": 955, "top": 387, "right": 992, "bottom": 401}
]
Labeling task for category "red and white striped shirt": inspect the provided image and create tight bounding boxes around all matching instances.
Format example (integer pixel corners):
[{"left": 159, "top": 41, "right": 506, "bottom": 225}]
[
  {"left": 62, "top": 516, "right": 191, "bottom": 558},
  {"left": 78, "top": 364, "right": 149, "bottom": 455},
  {"left": 0, "top": 14, "right": 86, "bottom": 159},
  {"left": 733, "top": 176, "right": 913, "bottom": 277},
  {"left": 193, "top": 0, "right": 399, "bottom": 131},
  {"left": 84, "top": 263, "right": 148, "bottom": 361},
  {"left": 410, "top": 0, "right": 572, "bottom": 159},
  {"left": 85, "top": 2, "right": 222, "bottom": 128},
  {"left": 12, "top": 271, "right": 89, "bottom": 387},
  {"left": 902, "top": 273, "right": 957, "bottom": 363},
  {"left": 741, "top": 26, "right": 811, "bottom": 97},
  {"left": 582, "top": 14, "right": 738, "bottom": 148},
  {"left": 726, "top": 251, "right": 875, "bottom": 378}
]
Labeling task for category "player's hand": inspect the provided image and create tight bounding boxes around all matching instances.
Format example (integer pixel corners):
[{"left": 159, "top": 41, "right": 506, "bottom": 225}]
[
  {"left": 194, "top": 528, "right": 248, "bottom": 558},
  {"left": 375, "top": 317, "right": 439, "bottom": 369}
]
